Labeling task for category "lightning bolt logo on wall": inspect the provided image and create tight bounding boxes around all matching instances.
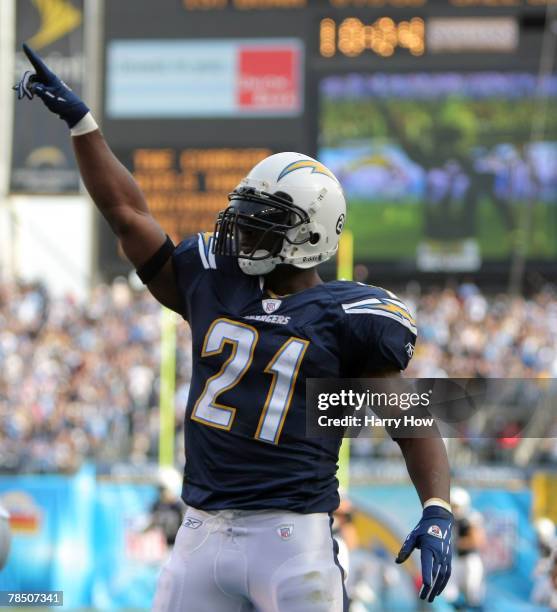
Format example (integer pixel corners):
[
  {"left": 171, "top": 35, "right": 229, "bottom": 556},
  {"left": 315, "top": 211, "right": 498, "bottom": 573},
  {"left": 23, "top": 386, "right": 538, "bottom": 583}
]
[
  {"left": 0, "top": 491, "right": 42, "bottom": 534},
  {"left": 27, "top": 0, "right": 82, "bottom": 50}
]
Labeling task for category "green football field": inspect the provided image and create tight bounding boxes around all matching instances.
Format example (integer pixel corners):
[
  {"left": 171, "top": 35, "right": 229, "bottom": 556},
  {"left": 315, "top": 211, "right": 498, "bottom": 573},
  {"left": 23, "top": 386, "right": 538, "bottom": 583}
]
[{"left": 347, "top": 198, "right": 557, "bottom": 261}]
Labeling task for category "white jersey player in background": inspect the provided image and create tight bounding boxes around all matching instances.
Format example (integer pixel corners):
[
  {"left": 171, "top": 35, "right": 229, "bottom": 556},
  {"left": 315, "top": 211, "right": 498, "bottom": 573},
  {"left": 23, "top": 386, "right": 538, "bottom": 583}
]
[{"left": 444, "top": 487, "right": 486, "bottom": 610}]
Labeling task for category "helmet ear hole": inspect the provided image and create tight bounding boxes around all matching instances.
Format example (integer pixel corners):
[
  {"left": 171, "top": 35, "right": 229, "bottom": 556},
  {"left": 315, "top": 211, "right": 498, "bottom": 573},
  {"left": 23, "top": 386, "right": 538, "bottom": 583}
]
[
  {"left": 309, "top": 232, "right": 320, "bottom": 245},
  {"left": 274, "top": 191, "right": 293, "bottom": 203}
]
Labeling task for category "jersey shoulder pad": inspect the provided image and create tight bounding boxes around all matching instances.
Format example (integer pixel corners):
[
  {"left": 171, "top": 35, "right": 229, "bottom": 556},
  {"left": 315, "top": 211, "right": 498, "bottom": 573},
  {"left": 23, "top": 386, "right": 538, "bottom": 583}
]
[
  {"left": 331, "top": 281, "right": 417, "bottom": 336},
  {"left": 174, "top": 232, "right": 242, "bottom": 275},
  {"left": 174, "top": 232, "right": 218, "bottom": 270}
]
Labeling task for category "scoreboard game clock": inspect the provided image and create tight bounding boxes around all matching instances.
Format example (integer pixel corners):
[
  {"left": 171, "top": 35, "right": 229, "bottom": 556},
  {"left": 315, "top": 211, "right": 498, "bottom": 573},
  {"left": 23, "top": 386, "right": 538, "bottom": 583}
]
[
  {"left": 100, "top": 0, "right": 557, "bottom": 278},
  {"left": 319, "top": 15, "right": 425, "bottom": 57}
]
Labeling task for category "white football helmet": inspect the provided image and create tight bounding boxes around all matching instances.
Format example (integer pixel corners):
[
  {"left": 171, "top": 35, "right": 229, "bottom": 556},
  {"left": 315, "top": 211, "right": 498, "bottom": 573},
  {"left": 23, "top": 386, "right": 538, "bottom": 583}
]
[
  {"left": 213, "top": 152, "right": 347, "bottom": 275},
  {"left": 450, "top": 486, "right": 471, "bottom": 518},
  {"left": 534, "top": 517, "right": 556, "bottom": 546}
]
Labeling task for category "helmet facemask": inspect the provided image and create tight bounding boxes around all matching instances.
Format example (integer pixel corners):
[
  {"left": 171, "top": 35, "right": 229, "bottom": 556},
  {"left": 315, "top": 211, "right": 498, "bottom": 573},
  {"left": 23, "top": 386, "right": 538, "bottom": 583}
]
[{"left": 212, "top": 187, "right": 310, "bottom": 275}]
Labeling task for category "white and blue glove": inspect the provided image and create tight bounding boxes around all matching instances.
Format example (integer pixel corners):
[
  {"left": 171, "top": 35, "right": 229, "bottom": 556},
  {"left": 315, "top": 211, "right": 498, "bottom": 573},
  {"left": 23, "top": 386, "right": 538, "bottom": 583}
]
[
  {"left": 13, "top": 43, "right": 94, "bottom": 133},
  {"left": 396, "top": 504, "right": 453, "bottom": 603}
]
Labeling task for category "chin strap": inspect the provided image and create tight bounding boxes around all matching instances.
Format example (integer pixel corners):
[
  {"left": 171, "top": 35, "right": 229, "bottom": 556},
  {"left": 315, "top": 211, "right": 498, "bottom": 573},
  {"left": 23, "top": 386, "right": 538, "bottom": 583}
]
[{"left": 238, "top": 255, "right": 280, "bottom": 276}]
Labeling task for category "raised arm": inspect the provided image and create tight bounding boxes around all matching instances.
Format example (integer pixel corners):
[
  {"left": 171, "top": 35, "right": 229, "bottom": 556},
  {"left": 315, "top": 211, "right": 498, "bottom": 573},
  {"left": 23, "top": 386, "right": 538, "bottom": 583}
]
[
  {"left": 71, "top": 131, "right": 180, "bottom": 311},
  {"left": 14, "top": 44, "right": 181, "bottom": 312}
]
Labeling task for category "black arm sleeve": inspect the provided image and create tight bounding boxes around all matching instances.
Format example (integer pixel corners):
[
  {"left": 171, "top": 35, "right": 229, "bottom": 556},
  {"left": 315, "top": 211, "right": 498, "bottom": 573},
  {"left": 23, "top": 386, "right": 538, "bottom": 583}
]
[{"left": 136, "top": 235, "right": 175, "bottom": 284}]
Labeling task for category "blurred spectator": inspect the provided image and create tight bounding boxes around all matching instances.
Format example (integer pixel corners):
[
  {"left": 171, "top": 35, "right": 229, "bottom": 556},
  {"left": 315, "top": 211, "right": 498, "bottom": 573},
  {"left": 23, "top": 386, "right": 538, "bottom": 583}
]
[
  {"left": 146, "top": 485, "right": 185, "bottom": 547},
  {"left": 333, "top": 497, "right": 359, "bottom": 578}
]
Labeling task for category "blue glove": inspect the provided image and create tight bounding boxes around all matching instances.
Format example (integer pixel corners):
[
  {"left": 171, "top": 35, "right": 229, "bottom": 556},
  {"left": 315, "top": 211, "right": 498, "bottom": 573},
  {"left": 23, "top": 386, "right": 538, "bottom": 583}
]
[
  {"left": 396, "top": 505, "right": 453, "bottom": 603},
  {"left": 13, "top": 43, "right": 89, "bottom": 129}
]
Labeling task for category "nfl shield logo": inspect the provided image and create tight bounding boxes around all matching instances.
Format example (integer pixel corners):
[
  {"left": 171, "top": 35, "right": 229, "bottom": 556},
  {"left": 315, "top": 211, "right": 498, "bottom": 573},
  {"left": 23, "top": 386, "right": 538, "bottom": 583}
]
[
  {"left": 277, "top": 524, "right": 294, "bottom": 540},
  {"left": 262, "top": 299, "right": 282, "bottom": 314},
  {"left": 427, "top": 525, "right": 443, "bottom": 539}
]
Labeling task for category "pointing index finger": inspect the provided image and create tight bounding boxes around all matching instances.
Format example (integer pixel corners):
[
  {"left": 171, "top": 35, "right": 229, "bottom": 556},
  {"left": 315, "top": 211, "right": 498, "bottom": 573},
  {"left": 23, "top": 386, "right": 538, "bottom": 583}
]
[{"left": 22, "top": 43, "right": 53, "bottom": 82}]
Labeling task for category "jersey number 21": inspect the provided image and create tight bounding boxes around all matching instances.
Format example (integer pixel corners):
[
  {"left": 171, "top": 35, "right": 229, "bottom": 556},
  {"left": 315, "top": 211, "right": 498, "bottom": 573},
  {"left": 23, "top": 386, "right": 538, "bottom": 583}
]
[{"left": 192, "top": 318, "right": 309, "bottom": 444}]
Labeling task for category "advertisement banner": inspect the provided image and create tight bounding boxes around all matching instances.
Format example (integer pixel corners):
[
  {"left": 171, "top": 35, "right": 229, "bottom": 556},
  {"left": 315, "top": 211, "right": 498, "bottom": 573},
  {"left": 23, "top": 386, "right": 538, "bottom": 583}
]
[
  {"left": 0, "top": 467, "right": 160, "bottom": 610},
  {"left": 0, "top": 466, "right": 96, "bottom": 607},
  {"left": 106, "top": 39, "right": 303, "bottom": 118},
  {"left": 91, "top": 482, "right": 162, "bottom": 609},
  {"left": 10, "top": 0, "right": 84, "bottom": 193}
]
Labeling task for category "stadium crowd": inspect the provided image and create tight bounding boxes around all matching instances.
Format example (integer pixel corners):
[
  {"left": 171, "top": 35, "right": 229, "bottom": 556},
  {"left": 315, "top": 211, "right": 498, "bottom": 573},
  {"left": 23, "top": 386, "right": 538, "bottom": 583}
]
[
  {"left": 1, "top": 278, "right": 557, "bottom": 473},
  {"left": 0, "top": 279, "right": 191, "bottom": 474},
  {"left": 406, "top": 283, "right": 557, "bottom": 379}
]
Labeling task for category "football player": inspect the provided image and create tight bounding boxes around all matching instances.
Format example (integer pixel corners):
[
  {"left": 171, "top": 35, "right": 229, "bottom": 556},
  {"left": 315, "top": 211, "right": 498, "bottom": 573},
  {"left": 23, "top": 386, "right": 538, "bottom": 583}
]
[
  {"left": 444, "top": 487, "right": 486, "bottom": 609},
  {"left": 15, "top": 45, "right": 453, "bottom": 611}
]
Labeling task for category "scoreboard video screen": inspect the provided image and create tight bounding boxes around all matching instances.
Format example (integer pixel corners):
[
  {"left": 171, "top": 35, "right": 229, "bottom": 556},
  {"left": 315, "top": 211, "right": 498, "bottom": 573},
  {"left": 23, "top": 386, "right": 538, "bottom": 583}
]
[{"left": 100, "top": 0, "right": 557, "bottom": 277}]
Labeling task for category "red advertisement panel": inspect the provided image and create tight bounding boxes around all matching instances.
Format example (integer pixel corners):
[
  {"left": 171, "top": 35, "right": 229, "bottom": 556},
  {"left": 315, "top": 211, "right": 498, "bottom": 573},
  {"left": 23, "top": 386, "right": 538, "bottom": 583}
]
[{"left": 238, "top": 46, "right": 300, "bottom": 113}]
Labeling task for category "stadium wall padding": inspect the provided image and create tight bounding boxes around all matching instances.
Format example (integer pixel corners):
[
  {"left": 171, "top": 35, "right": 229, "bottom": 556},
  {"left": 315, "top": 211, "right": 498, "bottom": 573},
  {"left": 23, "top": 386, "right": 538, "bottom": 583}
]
[{"left": 0, "top": 468, "right": 542, "bottom": 610}]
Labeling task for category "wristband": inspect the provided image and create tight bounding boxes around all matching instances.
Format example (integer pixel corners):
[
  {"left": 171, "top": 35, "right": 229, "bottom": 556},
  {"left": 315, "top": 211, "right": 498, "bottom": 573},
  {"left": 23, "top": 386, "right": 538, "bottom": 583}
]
[
  {"left": 70, "top": 112, "right": 98, "bottom": 137},
  {"left": 423, "top": 497, "right": 452, "bottom": 513}
]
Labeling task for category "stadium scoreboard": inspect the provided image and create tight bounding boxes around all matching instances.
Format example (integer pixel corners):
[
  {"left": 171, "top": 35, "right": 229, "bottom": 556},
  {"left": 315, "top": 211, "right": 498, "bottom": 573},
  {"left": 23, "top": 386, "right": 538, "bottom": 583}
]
[{"left": 100, "top": 0, "right": 556, "bottom": 277}]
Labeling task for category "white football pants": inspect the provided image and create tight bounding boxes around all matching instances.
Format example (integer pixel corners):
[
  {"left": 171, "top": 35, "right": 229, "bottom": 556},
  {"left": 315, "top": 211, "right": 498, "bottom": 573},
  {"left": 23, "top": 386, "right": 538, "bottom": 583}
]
[
  {"left": 444, "top": 552, "right": 485, "bottom": 607},
  {"left": 152, "top": 506, "right": 348, "bottom": 612}
]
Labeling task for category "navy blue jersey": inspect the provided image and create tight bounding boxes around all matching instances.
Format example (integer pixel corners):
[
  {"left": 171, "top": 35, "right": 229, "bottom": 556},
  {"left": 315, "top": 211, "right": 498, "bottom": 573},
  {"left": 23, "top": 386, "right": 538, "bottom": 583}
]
[{"left": 173, "top": 233, "right": 417, "bottom": 513}]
